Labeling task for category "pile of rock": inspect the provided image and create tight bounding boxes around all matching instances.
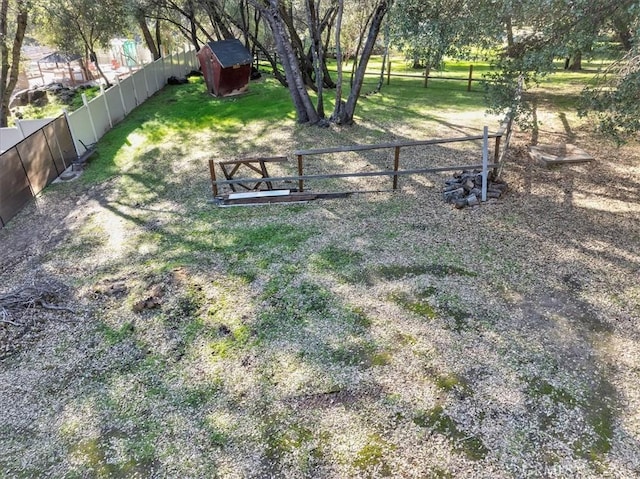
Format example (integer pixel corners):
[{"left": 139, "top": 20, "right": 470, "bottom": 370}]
[
  {"left": 10, "top": 88, "right": 48, "bottom": 108},
  {"left": 443, "top": 170, "right": 507, "bottom": 208},
  {"left": 10, "top": 83, "right": 92, "bottom": 110},
  {"left": 45, "top": 83, "right": 79, "bottom": 104}
]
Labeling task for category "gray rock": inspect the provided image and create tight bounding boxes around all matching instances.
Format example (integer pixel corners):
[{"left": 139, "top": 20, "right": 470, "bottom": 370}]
[
  {"left": 444, "top": 188, "right": 465, "bottom": 201},
  {"left": 28, "top": 89, "right": 47, "bottom": 103},
  {"left": 445, "top": 183, "right": 463, "bottom": 192},
  {"left": 463, "top": 179, "right": 475, "bottom": 191},
  {"left": 467, "top": 194, "right": 479, "bottom": 206}
]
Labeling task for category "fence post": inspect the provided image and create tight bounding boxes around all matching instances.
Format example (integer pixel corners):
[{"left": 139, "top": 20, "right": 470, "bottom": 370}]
[
  {"left": 467, "top": 65, "right": 474, "bottom": 92},
  {"left": 183, "top": 46, "right": 188, "bottom": 76},
  {"left": 168, "top": 50, "right": 173, "bottom": 79},
  {"left": 52, "top": 116, "right": 68, "bottom": 170},
  {"left": 297, "top": 154, "right": 304, "bottom": 192},
  {"left": 129, "top": 65, "right": 139, "bottom": 105},
  {"left": 153, "top": 58, "right": 161, "bottom": 92},
  {"left": 387, "top": 61, "right": 391, "bottom": 86},
  {"left": 393, "top": 146, "right": 400, "bottom": 190},
  {"left": 15, "top": 119, "right": 26, "bottom": 139},
  {"left": 424, "top": 66, "right": 430, "bottom": 88},
  {"left": 481, "top": 126, "right": 488, "bottom": 202},
  {"left": 63, "top": 109, "right": 77, "bottom": 160},
  {"left": 100, "top": 85, "right": 113, "bottom": 128},
  {"left": 142, "top": 62, "right": 150, "bottom": 98},
  {"left": 115, "top": 76, "right": 128, "bottom": 115},
  {"left": 82, "top": 94, "right": 99, "bottom": 144},
  {"left": 209, "top": 159, "right": 219, "bottom": 197},
  {"left": 15, "top": 147, "right": 35, "bottom": 196},
  {"left": 160, "top": 45, "right": 166, "bottom": 83},
  {"left": 494, "top": 135, "right": 501, "bottom": 166}
]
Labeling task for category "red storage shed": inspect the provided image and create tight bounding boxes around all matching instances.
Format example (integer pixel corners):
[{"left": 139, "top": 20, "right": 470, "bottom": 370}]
[{"left": 198, "top": 39, "right": 253, "bottom": 97}]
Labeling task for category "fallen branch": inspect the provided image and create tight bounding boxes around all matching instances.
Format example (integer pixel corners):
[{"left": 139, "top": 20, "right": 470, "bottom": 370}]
[
  {"left": 0, "top": 280, "right": 73, "bottom": 324},
  {"left": 0, "top": 316, "right": 21, "bottom": 327}
]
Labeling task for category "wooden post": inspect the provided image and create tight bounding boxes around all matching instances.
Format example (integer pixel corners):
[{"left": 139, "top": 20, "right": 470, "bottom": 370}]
[
  {"left": 393, "top": 146, "right": 400, "bottom": 190},
  {"left": 481, "top": 126, "right": 488, "bottom": 202},
  {"left": 494, "top": 135, "right": 501, "bottom": 165},
  {"left": 387, "top": 60, "right": 391, "bottom": 85},
  {"left": 209, "top": 159, "right": 219, "bottom": 197},
  {"left": 424, "top": 66, "right": 430, "bottom": 88},
  {"left": 467, "top": 64, "right": 473, "bottom": 91},
  {"left": 297, "top": 154, "right": 304, "bottom": 192},
  {"left": 68, "top": 63, "right": 76, "bottom": 86}
]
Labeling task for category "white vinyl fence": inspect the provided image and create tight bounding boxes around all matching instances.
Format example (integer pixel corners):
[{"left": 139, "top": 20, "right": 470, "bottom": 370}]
[
  {"left": 0, "top": 47, "right": 198, "bottom": 155},
  {"left": 0, "top": 119, "right": 57, "bottom": 153},
  {"left": 68, "top": 48, "right": 198, "bottom": 155}
]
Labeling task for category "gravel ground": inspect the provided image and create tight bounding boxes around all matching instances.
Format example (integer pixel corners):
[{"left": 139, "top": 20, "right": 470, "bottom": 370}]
[{"left": 1, "top": 98, "right": 639, "bottom": 478}]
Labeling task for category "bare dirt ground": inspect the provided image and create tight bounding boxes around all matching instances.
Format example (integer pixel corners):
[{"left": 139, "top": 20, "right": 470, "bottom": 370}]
[{"left": 1, "top": 103, "right": 640, "bottom": 478}]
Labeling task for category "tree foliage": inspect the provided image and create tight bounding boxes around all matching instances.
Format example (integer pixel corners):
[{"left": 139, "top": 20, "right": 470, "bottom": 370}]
[
  {"left": 1, "top": 0, "right": 639, "bottom": 135},
  {"left": 580, "top": 51, "right": 640, "bottom": 143},
  {"left": 36, "top": 0, "right": 130, "bottom": 86},
  {"left": 0, "top": 0, "right": 28, "bottom": 127}
]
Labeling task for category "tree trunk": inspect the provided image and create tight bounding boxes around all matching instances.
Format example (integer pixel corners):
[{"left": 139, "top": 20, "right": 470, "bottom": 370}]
[
  {"left": 338, "top": 0, "right": 390, "bottom": 125},
  {"left": 505, "top": 15, "right": 514, "bottom": 49},
  {"left": 321, "top": 8, "right": 336, "bottom": 89},
  {"left": 90, "top": 50, "right": 112, "bottom": 87},
  {"left": 567, "top": 50, "right": 582, "bottom": 71},
  {"left": 189, "top": 16, "right": 200, "bottom": 51},
  {"left": 306, "top": 0, "right": 325, "bottom": 119},
  {"left": 278, "top": 2, "right": 315, "bottom": 88},
  {"left": 203, "top": 1, "right": 235, "bottom": 40},
  {"left": 223, "top": 4, "right": 288, "bottom": 86},
  {"left": 375, "top": 20, "right": 390, "bottom": 93},
  {"left": 155, "top": 19, "right": 162, "bottom": 56},
  {"left": 258, "top": 0, "right": 319, "bottom": 124},
  {"left": 330, "top": 0, "right": 345, "bottom": 123},
  {"left": 613, "top": 17, "right": 633, "bottom": 51},
  {"left": 0, "top": 0, "right": 28, "bottom": 127},
  {"left": 137, "top": 12, "right": 160, "bottom": 60}
]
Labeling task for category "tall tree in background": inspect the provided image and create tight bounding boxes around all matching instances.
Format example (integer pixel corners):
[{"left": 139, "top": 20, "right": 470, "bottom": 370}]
[
  {"left": 334, "top": 0, "right": 390, "bottom": 124},
  {"left": 251, "top": 0, "right": 392, "bottom": 125},
  {"left": 0, "top": 0, "right": 28, "bottom": 127},
  {"left": 132, "top": 0, "right": 162, "bottom": 60},
  {"left": 389, "top": 0, "right": 474, "bottom": 71},
  {"left": 481, "top": 0, "right": 638, "bottom": 131},
  {"left": 39, "top": 0, "right": 130, "bottom": 87},
  {"left": 251, "top": 0, "right": 320, "bottom": 124}
]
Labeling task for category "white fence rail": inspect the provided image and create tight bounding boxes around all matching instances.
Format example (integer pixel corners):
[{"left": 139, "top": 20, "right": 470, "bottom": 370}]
[
  {"left": 0, "top": 47, "right": 198, "bottom": 155},
  {"left": 0, "top": 119, "right": 57, "bottom": 153},
  {"left": 68, "top": 48, "right": 198, "bottom": 154}
]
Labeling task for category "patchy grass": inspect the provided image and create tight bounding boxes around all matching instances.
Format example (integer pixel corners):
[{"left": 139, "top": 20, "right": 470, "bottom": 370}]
[
  {"left": 414, "top": 405, "right": 488, "bottom": 461},
  {"left": 389, "top": 290, "right": 438, "bottom": 319},
  {"left": 1, "top": 63, "right": 639, "bottom": 478}
]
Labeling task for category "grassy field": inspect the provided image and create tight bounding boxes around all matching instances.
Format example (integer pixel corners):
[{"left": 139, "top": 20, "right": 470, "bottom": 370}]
[{"left": 1, "top": 70, "right": 640, "bottom": 478}]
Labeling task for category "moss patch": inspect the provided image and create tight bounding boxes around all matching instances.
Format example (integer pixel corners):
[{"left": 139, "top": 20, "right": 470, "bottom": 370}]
[
  {"left": 352, "top": 434, "right": 394, "bottom": 476},
  {"left": 414, "top": 406, "right": 488, "bottom": 461}
]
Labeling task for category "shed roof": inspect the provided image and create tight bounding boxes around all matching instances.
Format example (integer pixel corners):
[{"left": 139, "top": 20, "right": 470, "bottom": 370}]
[
  {"left": 38, "top": 52, "right": 82, "bottom": 64},
  {"left": 206, "top": 39, "right": 252, "bottom": 68}
]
